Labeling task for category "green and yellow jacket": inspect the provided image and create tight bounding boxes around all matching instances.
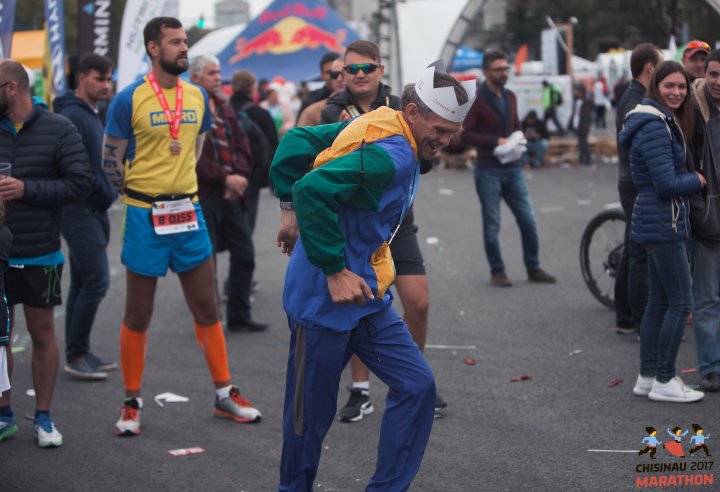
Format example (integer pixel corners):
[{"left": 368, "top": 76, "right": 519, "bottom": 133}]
[{"left": 270, "top": 107, "right": 420, "bottom": 331}]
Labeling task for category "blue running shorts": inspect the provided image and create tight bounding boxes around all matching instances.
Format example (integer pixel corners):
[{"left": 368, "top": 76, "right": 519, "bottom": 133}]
[{"left": 121, "top": 203, "right": 212, "bottom": 277}]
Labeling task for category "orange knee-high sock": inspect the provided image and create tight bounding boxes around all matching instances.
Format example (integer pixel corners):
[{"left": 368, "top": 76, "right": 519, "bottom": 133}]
[
  {"left": 120, "top": 323, "right": 147, "bottom": 392},
  {"left": 194, "top": 321, "right": 231, "bottom": 384}
]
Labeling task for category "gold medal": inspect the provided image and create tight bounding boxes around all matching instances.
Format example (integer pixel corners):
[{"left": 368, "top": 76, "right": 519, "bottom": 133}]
[{"left": 170, "top": 139, "right": 182, "bottom": 155}]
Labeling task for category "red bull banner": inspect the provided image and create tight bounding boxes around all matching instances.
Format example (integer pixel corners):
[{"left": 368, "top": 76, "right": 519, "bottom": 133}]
[{"left": 215, "top": 0, "right": 359, "bottom": 82}]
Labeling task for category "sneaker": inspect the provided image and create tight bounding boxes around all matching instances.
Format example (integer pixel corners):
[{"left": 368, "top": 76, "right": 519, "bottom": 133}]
[
  {"left": 214, "top": 386, "right": 262, "bottom": 423},
  {"left": 528, "top": 267, "right": 557, "bottom": 283},
  {"left": 0, "top": 414, "right": 17, "bottom": 443},
  {"left": 648, "top": 377, "right": 704, "bottom": 403},
  {"left": 86, "top": 352, "right": 118, "bottom": 371},
  {"left": 338, "top": 388, "right": 373, "bottom": 422},
  {"left": 490, "top": 270, "right": 512, "bottom": 288},
  {"left": 700, "top": 372, "right": 720, "bottom": 393},
  {"left": 633, "top": 374, "right": 654, "bottom": 396},
  {"left": 34, "top": 414, "right": 63, "bottom": 448},
  {"left": 64, "top": 356, "right": 108, "bottom": 380},
  {"left": 114, "top": 398, "right": 142, "bottom": 436},
  {"left": 227, "top": 319, "right": 269, "bottom": 332},
  {"left": 434, "top": 393, "right": 448, "bottom": 415},
  {"left": 616, "top": 325, "right": 638, "bottom": 335}
]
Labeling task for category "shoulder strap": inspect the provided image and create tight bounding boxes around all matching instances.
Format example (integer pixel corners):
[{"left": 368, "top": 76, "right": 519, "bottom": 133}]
[{"left": 238, "top": 101, "right": 254, "bottom": 112}]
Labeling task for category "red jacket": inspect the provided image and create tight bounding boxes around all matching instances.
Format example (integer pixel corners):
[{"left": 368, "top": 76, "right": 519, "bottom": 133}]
[
  {"left": 196, "top": 92, "right": 252, "bottom": 200},
  {"left": 460, "top": 82, "right": 521, "bottom": 169}
]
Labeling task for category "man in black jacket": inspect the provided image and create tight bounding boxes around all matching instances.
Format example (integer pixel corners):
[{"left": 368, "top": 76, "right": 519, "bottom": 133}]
[
  {"left": 689, "top": 49, "right": 720, "bottom": 392},
  {"left": 614, "top": 43, "right": 662, "bottom": 335},
  {"left": 0, "top": 60, "right": 93, "bottom": 448},
  {"left": 320, "top": 40, "right": 399, "bottom": 124},
  {"left": 229, "top": 69, "right": 279, "bottom": 232},
  {"left": 296, "top": 51, "right": 340, "bottom": 120},
  {"left": 54, "top": 54, "right": 118, "bottom": 381}
]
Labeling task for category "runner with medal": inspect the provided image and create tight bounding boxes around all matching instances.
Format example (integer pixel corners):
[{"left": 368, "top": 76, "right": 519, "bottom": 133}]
[{"left": 102, "top": 17, "right": 262, "bottom": 437}]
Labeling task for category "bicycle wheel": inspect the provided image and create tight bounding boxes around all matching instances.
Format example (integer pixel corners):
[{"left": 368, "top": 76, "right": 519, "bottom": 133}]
[{"left": 579, "top": 209, "right": 626, "bottom": 309}]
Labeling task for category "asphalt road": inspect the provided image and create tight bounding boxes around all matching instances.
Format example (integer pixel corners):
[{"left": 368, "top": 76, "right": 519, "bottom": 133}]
[{"left": 4, "top": 160, "right": 717, "bottom": 492}]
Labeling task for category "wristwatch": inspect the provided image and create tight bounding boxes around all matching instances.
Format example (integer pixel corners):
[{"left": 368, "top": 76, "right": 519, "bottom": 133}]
[{"left": 279, "top": 201, "right": 294, "bottom": 210}]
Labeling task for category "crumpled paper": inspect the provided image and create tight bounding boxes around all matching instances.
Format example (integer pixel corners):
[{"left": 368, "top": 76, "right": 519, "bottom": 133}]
[{"left": 494, "top": 131, "right": 527, "bottom": 165}]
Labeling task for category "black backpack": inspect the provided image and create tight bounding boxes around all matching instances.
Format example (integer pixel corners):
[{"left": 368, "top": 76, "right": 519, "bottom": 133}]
[
  {"left": 236, "top": 101, "right": 273, "bottom": 188},
  {"left": 553, "top": 87, "right": 563, "bottom": 107}
]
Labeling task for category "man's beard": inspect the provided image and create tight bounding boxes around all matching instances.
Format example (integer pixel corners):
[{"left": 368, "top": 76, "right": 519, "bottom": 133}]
[
  {"left": 159, "top": 57, "right": 188, "bottom": 76},
  {"left": 0, "top": 99, "right": 8, "bottom": 118}
]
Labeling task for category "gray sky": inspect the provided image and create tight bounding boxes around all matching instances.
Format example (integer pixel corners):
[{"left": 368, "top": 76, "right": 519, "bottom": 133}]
[{"left": 179, "top": 0, "right": 272, "bottom": 28}]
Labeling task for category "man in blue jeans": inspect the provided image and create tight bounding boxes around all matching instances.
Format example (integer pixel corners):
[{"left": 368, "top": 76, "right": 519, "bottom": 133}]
[
  {"left": 461, "top": 50, "right": 555, "bottom": 287},
  {"left": 54, "top": 54, "right": 118, "bottom": 379}
]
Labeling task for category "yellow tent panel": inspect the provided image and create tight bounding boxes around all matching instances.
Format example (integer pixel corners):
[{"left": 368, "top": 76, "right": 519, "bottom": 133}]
[{"left": 10, "top": 30, "right": 45, "bottom": 70}]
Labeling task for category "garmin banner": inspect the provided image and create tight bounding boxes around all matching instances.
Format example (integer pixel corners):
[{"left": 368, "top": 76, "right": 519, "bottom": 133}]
[
  {"left": 117, "top": 0, "right": 178, "bottom": 91},
  {"left": 44, "top": 0, "right": 67, "bottom": 94},
  {"left": 78, "top": 0, "right": 112, "bottom": 57},
  {"left": 0, "top": 0, "right": 17, "bottom": 60}
]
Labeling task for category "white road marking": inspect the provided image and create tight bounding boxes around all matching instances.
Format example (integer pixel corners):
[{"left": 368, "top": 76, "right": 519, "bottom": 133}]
[
  {"left": 587, "top": 449, "right": 637, "bottom": 453},
  {"left": 603, "top": 202, "right": 621, "bottom": 210},
  {"left": 540, "top": 206, "right": 564, "bottom": 213},
  {"left": 425, "top": 344, "right": 477, "bottom": 350}
]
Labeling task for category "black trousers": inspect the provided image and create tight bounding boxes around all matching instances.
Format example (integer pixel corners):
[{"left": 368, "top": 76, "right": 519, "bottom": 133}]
[
  {"left": 200, "top": 194, "right": 255, "bottom": 325},
  {"left": 615, "top": 180, "right": 648, "bottom": 328}
]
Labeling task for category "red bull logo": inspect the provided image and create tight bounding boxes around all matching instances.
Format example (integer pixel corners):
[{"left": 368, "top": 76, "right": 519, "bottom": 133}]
[{"left": 230, "top": 16, "right": 347, "bottom": 64}]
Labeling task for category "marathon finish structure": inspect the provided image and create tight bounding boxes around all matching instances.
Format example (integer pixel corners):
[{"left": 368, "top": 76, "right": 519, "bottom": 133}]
[{"left": 215, "top": 0, "right": 360, "bottom": 82}]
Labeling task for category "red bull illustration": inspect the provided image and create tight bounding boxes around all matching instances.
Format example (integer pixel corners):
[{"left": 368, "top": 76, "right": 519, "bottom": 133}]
[{"left": 230, "top": 16, "right": 347, "bottom": 64}]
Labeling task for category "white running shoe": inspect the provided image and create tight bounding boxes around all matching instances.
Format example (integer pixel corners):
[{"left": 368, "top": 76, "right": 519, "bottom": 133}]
[
  {"left": 34, "top": 415, "right": 63, "bottom": 448},
  {"left": 633, "top": 375, "right": 654, "bottom": 396},
  {"left": 114, "top": 398, "right": 142, "bottom": 436},
  {"left": 648, "top": 376, "right": 704, "bottom": 403}
]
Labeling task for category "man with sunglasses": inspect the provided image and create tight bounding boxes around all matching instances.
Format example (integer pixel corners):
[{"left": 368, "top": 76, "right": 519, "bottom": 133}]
[
  {"left": 683, "top": 40, "right": 710, "bottom": 82},
  {"left": 297, "top": 58, "right": 345, "bottom": 127},
  {"left": 296, "top": 52, "right": 340, "bottom": 121},
  {"left": 0, "top": 59, "right": 93, "bottom": 447},
  {"left": 272, "top": 60, "right": 475, "bottom": 491},
  {"left": 461, "top": 49, "right": 556, "bottom": 287},
  {"left": 321, "top": 40, "right": 396, "bottom": 124}
]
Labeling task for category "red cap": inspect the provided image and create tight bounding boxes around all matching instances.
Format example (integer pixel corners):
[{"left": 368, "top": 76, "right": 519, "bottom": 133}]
[{"left": 684, "top": 40, "right": 710, "bottom": 58}]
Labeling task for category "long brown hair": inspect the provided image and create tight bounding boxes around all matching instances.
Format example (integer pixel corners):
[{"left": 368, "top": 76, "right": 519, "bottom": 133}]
[{"left": 646, "top": 61, "right": 694, "bottom": 142}]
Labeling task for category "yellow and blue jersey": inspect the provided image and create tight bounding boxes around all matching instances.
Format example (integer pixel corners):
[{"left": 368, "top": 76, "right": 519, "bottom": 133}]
[{"left": 105, "top": 77, "right": 212, "bottom": 208}]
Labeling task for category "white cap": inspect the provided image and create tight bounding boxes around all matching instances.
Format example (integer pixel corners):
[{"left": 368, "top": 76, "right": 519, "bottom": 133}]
[{"left": 415, "top": 60, "right": 476, "bottom": 123}]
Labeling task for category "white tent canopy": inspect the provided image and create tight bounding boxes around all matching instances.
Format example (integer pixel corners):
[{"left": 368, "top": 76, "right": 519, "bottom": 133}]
[
  {"left": 397, "top": 0, "right": 467, "bottom": 87},
  {"left": 189, "top": 23, "right": 247, "bottom": 60}
]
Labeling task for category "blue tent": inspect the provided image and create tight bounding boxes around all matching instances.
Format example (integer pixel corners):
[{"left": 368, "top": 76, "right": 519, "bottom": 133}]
[
  {"left": 450, "top": 45, "right": 483, "bottom": 71},
  {"left": 215, "top": 0, "right": 360, "bottom": 83}
]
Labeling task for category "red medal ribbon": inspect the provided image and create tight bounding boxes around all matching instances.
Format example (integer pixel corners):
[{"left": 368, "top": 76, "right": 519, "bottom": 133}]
[{"left": 147, "top": 72, "right": 183, "bottom": 141}]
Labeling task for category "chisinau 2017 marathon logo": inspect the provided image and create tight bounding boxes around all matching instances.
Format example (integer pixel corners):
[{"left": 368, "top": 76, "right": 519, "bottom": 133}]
[{"left": 635, "top": 423, "right": 713, "bottom": 488}]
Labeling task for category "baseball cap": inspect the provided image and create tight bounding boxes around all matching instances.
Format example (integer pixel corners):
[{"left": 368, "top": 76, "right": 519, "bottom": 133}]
[{"left": 684, "top": 40, "right": 710, "bottom": 58}]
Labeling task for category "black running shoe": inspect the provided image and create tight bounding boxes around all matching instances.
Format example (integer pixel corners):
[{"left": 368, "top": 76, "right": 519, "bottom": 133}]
[{"left": 337, "top": 388, "right": 373, "bottom": 422}]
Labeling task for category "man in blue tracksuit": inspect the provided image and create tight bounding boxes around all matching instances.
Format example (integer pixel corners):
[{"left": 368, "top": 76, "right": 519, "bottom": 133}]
[{"left": 271, "top": 62, "right": 475, "bottom": 491}]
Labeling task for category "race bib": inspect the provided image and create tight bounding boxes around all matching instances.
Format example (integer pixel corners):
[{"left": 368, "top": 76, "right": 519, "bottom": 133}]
[{"left": 151, "top": 198, "right": 198, "bottom": 235}]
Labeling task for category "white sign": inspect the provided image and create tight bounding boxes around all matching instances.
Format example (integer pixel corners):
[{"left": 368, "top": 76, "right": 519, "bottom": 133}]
[{"left": 117, "top": 0, "right": 179, "bottom": 91}]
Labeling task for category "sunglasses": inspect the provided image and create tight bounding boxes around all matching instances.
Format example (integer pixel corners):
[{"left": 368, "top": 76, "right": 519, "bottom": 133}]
[
  {"left": 328, "top": 70, "right": 342, "bottom": 80},
  {"left": 0, "top": 81, "right": 11, "bottom": 89},
  {"left": 344, "top": 63, "right": 381, "bottom": 75},
  {"left": 685, "top": 40, "right": 710, "bottom": 52}
]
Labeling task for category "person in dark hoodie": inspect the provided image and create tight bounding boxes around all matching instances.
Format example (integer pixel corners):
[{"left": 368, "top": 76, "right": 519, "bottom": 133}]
[
  {"left": 53, "top": 54, "right": 118, "bottom": 381},
  {"left": 619, "top": 61, "right": 705, "bottom": 403},
  {"left": 689, "top": 49, "right": 720, "bottom": 393},
  {"left": 0, "top": 59, "right": 93, "bottom": 447}
]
